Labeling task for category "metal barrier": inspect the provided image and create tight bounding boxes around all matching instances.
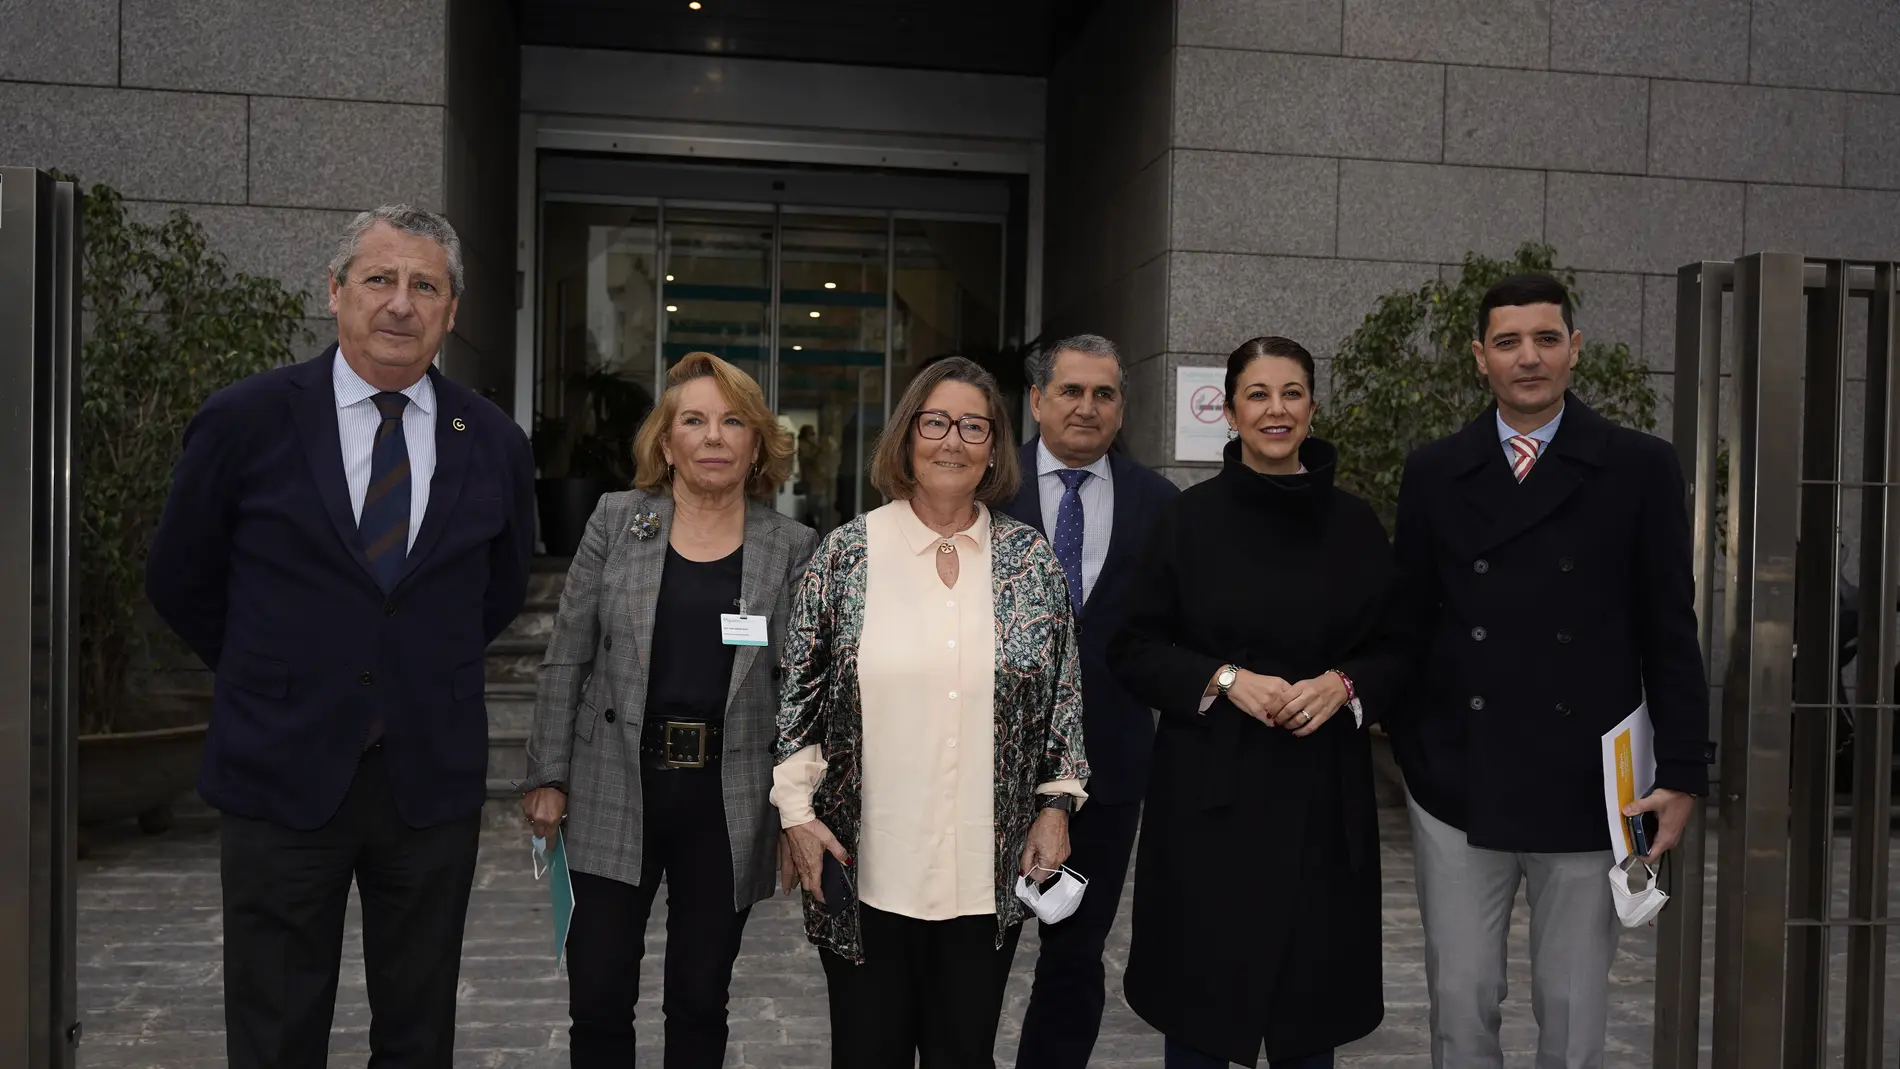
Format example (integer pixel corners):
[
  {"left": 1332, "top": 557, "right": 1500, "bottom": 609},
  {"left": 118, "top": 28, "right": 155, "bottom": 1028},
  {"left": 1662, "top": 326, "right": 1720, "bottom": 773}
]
[{"left": 1663, "top": 254, "right": 1897, "bottom": 1069}]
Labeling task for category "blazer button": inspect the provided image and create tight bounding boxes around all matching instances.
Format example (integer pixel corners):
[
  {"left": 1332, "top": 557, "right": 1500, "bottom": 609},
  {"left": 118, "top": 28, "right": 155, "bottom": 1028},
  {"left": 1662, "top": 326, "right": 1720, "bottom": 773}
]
[
  {"left": 383, "top": 602, "right": 396, "bottom": 617},
  {"left": 1557, "top": 629, "right": 1574, "bottom": 644},
  {"left": 1471, "top": 626, "right": 1487, "bottom": 641},
  {"left": 604, "top": 634, "right": 614, "bottom": 651},
  {"left": 1559, "top": 557, "right": 1575, "bottom": 572},
  {"left": 603, "top": 708, "right": 616, "bottom": 723},
  {"left": 359, "top": 671, "right": 373, "bottom": 686},
  {"left": 1473, "top": 559, "right": 1490, "bottom": 574},
  {"left": 1556, "top": 702, "right": 1572, "bottom": 716},
  {"left": 1469, "top": 695, "right": 1485, "bottom": 711}
]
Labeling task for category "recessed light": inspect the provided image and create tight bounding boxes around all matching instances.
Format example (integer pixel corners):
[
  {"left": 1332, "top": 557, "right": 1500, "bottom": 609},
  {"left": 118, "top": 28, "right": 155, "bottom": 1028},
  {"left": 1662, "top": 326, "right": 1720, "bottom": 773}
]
[
  {"left": 824, "top": 282, "right": 837, "bottom": 289},
  {"left": 688, "top": 1, "right": 701, "bottom": 9},
  {"left": 665, "top": 274, "right": 674, "bottom": 281},
  {"left": 792, "top": 345, "right": 803, "bottom": 351},
  {"left": 665, "top": 305, "right": 678, "bottom": 312},
  {"left": 808, "top": 311, "right": 821, "bottom": 318}
]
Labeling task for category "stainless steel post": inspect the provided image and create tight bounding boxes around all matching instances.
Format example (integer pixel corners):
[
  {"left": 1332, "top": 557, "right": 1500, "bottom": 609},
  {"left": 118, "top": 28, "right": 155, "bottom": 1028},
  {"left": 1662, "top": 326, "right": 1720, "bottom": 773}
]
[
  {"left": 0, "top": 166, "right": 82, "bottom": 1069},
  {"left": 1711, "top": 252, "right": 1805, "bottom": 1069}
]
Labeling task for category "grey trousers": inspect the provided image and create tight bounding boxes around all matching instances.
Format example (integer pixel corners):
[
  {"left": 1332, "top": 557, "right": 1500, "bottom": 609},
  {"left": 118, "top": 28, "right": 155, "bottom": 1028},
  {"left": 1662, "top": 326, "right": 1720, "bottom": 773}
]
[{"left": 1406, "top": 793, "right": 1621, "bottom": 1069}]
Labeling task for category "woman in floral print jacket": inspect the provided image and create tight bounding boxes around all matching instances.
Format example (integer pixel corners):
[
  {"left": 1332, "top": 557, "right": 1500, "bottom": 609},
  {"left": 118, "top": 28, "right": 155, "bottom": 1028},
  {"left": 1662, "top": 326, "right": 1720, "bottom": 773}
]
[{"left": 772, "top": 356, "right": 1089, "bottom": 1068}]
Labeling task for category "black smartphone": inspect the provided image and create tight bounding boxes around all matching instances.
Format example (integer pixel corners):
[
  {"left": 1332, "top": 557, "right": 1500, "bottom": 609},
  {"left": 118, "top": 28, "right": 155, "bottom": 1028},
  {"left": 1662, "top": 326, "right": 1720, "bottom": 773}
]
[
  {"left": 820, "top": 853, "right": 857, "bottom": 913},
  {"left": 1625, "top": 812, "right": 1656, "bottom": 857}
]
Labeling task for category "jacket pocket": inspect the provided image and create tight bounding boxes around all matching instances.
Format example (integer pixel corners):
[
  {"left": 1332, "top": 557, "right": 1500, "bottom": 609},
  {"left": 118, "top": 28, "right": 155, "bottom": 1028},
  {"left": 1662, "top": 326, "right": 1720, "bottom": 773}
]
[
  {"left": 452, "top": 660, "right": 484, "bottom": 700},
  {"left": 218, "top": 651, "right": 289, "bottom": 699},
  {"left": 574, "top": 699, "right": 599, "bottom": 743}
]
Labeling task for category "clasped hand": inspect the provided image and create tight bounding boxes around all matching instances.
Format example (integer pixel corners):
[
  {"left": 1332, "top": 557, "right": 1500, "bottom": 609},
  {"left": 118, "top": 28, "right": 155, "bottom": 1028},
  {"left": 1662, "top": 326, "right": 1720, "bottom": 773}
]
[{"left": 1216, "top": 668, "right": 1350, "bottom": 737}]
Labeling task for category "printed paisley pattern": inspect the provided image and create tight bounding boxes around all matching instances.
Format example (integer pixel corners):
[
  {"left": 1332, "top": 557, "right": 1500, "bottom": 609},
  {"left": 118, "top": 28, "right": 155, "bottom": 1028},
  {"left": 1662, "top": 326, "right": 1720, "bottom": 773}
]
[{"left": 775, "top": 508, "right": 1088, "bottom": 963}]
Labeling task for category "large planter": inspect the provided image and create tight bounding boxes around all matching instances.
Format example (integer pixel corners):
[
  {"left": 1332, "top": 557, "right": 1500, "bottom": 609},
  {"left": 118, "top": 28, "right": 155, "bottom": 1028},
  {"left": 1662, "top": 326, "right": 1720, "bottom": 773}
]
[
  {"left": 536, "top": 476, "right": 619, "bottom": 557},
  {"left": 78, "top": 723, "right": 207, "bottom": 835}
]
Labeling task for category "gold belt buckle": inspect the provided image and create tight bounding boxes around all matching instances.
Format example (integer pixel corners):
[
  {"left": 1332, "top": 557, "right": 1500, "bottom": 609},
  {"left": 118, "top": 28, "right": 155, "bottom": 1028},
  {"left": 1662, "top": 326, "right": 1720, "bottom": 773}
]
[{"left": 664, "top": 721, "right": 708, "bottom": 768}]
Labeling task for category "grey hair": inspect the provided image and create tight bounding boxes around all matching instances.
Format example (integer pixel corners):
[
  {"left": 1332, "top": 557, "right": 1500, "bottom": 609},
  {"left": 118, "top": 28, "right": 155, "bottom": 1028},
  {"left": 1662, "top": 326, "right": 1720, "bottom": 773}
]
[
  {"left": 1026, "top": 333, "right": 1126, "bottom": 392},
  {"left": 327, "top": 205, "right": 464, "bottom": 297}
]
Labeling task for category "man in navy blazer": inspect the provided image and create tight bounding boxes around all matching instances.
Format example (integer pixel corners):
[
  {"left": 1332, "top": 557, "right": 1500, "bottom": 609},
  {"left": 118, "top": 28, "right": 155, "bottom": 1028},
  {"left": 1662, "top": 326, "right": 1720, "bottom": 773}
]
[
  {"left": 1001, "top": 333, "right": 1178, "bottom": 1069},
  {"left": 147, "top": 206, "right": 535, "bottom": 1069}
]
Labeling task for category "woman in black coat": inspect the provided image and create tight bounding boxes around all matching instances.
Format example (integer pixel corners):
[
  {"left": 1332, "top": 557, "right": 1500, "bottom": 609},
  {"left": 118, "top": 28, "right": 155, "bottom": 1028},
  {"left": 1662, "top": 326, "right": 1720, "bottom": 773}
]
[{"left": 1109, "top": 336, "right": 1412, "bottom": 1069}]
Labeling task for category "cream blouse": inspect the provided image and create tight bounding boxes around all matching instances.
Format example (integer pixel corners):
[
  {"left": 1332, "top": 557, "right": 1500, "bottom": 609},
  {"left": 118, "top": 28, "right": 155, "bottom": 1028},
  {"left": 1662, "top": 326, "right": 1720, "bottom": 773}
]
[{"left": 773, "top": 500, "right": 1085, "bottom": 920}]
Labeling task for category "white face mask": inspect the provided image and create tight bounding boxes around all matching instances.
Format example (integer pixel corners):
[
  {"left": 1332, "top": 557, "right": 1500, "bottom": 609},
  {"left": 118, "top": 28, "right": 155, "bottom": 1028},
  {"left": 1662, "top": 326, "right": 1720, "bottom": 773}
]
[
  {"left": 1015, "top": 865, "right": 1088, "bottom": 924},
  {"left": 532, "top": 834, "right": 552, "bottom": 880},
  {"left": 1608, "top": 855, "right": 1669, "bottom": 928}
]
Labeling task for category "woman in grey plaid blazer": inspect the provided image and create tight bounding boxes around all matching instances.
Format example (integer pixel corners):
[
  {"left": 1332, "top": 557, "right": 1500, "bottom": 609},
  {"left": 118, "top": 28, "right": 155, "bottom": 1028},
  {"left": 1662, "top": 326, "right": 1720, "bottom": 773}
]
[{"left": 520, "top": 352, "right": 817, "bottom": 1068}]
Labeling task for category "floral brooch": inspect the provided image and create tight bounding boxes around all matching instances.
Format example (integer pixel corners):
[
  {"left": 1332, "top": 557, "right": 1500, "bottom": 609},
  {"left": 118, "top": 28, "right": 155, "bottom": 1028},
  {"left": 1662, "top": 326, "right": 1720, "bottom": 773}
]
[{"left": 630, "top": 510, "right": 661, "bottom": 541}]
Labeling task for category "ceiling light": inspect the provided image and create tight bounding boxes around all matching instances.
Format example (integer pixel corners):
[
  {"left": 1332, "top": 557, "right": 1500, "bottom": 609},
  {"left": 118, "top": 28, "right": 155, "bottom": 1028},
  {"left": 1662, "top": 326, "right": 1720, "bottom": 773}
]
[
  {"left": 665, "top": 304, "right": 678, "bottom": 312},
  {"left": 809, "top": 310, "right": 821, "bottom": 318},
  {"left": 824, "top": 282, "right": 837, "bottom": 289},
  {"left": 792, "top": 345, "right": 803, "bottom": 351},
  {"left": 688, "top": 1, "right": 701, "bottom": 9},
  {"left": 665, "top": 274, "right": 674, "bottom": 281}
]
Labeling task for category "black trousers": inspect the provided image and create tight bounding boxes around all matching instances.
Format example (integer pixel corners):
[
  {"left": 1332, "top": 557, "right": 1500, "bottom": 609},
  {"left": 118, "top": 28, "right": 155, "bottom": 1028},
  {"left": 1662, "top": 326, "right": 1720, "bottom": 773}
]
[
  {"left": 1015, "top": 799, "right": 1143, "bottom": 1069},
  {"left": 566, "top": 765, "right": 751, "bottom": 1068},
  {"left": 219, "top": 746, "right": 480, "bottom": 1069},
  {"left": 820, "top": 905, "right": 1023, "bottom": 1069}
]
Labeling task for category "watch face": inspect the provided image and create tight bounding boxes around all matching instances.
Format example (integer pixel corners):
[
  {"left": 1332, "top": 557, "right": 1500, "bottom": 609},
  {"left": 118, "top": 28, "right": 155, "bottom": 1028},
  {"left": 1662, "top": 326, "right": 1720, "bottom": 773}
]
[{"left": 1219, "top": 667, "right": 1237, "bottom": 687}]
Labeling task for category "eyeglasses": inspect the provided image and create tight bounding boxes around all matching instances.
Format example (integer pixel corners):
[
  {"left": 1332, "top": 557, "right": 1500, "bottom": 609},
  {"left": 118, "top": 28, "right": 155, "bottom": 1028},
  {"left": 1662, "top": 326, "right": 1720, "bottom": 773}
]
[{"left": 914, "top": 410, "right": 994, "bottom": 445}]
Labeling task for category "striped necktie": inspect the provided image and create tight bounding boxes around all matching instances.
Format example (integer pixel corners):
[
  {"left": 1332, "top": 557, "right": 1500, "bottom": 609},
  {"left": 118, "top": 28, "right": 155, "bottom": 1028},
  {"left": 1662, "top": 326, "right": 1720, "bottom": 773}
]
[
  {"left": 358, "top": 391, "right": 412, "bottom": 591},
  {"left": 1508, "top": 434, "right": 1542, "bottom": 483}
]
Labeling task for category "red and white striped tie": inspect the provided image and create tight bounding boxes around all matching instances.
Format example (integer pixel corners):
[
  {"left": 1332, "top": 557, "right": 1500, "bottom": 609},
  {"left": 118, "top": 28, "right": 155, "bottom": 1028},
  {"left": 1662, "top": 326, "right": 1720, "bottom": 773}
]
[{"left": 1508, "top": 435, "right": 1541, "bottom": 482}]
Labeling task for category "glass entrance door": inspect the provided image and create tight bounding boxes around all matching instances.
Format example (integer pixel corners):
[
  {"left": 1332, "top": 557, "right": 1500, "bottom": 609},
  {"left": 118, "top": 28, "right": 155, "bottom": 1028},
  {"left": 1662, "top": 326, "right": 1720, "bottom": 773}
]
[{"left": 538, "top": 188, "right": 1006, "bottom": 527}]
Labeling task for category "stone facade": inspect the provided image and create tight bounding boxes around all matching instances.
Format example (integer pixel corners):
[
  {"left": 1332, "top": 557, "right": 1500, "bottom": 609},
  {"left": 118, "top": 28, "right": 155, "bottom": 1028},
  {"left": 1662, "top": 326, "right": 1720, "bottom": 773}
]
[
  {"left": 0, "top": 0, "right": 519, "bottom": 403},
  {"left": 1042, "top": 0, "right": 1900, "bottom": 487}
]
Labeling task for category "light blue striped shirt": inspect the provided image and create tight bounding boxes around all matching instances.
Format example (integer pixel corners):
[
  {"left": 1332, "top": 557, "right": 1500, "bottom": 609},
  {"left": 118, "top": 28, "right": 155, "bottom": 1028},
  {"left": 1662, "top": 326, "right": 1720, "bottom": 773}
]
[
  {"left": 335, "top": 352, "right": 435, "bottom": 551},
  {"left": 1035, "top": 439, "right": 1114, "bottom": 607},
  {"left": 1497, "top": 405, "right": 1563, "bottom": 467}
]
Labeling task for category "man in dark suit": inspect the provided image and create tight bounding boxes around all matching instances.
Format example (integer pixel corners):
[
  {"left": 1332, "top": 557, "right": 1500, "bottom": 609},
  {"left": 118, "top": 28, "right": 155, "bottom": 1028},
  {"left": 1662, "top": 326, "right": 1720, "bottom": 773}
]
[
  {"left": 1001, "top": 333, "right": 1179, "bottom": 1069},
  {"left": 1389, "top": 274, "right": 1715, "bottom": 1069},
  {"left": 147, "top": 206, "right": 536, "bottom": 1069}
]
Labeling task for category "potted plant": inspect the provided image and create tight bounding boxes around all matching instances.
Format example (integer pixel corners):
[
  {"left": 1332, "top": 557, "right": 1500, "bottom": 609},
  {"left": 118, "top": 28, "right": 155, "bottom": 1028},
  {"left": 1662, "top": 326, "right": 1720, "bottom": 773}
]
[
  {"left": 532, "top": 366, "right": 652, "bottom": 557},
  {"left": 72, "top": 179, "right": 310, "bottom": 833}
]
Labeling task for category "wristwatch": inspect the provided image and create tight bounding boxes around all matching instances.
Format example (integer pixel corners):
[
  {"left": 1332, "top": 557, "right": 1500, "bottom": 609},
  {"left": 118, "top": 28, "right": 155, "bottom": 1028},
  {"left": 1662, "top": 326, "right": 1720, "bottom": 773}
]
[
  {"left": 1215, "top": 664, "right": 1239, "bottom": 696},
  {"left": 1037, "top": 793, "right": 1076, "bottom": 813}
]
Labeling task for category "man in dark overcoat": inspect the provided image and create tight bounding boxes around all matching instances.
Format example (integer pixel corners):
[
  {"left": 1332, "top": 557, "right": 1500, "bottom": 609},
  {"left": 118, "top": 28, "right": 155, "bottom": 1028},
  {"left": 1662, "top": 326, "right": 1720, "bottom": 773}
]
[
  {"left": 1388, "top": 273, "right": 1716, "bottom": 1069},
  {"left": 1000, "top": 332, "right": 1178, "bottom": 1069}
]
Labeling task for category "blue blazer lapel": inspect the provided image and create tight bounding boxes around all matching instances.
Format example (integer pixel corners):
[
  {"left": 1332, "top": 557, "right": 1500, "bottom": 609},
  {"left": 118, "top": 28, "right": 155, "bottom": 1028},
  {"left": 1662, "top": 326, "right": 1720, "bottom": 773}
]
[
  {"left": 1090, "top": 451, "right": 1147, "bottom": 615},
  {"left": 397, "top": 366, "right": 472, "bottom": 588},
  {"left": 288, "top": 347, "right": 379, "bottom": 587},
  {"left": 1015, "top": 439, "right": 1046, "bottom": 535}
]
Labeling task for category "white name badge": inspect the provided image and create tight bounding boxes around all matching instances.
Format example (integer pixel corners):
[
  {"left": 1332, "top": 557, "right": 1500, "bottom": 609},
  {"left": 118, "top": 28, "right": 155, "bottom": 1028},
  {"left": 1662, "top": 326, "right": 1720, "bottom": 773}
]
[{"left": 720, "top": 614, "right": 768, "bottom": 646}]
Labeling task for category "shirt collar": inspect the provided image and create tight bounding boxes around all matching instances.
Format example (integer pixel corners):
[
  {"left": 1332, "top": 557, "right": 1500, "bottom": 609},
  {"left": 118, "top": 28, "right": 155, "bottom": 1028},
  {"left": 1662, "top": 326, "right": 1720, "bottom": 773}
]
[
  {"left": 334, "top": 347, "right": 436, "bottom": 415},
  {"left": 1497, "top": 403, "right": 1563, "bottom": 446},
  {"left": 893, "top": 499, "right": 992, "bottom": 557},
  {"left": 1035, "top": 439, "right": 1114, "bottom": 483}
]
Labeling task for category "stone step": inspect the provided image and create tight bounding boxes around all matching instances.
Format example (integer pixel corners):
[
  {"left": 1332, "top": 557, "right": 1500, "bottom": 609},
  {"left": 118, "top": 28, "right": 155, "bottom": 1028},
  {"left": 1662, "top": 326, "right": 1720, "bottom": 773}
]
[{"left": 485, "top": 681, "right": 535, "bottom": 798}]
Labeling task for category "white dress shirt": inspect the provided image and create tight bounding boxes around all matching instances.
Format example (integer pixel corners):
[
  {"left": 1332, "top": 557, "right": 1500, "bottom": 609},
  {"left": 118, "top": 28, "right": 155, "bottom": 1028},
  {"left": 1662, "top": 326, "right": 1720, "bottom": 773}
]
[
  {"left": 1497, "top": 405, "right": 1563, "bottom": 468},
  {"left": 334, "top": 350, "right": 436, "bottom": 551},
  {"left": 1035, "top": 440, "right": 1114, "bottom": 607}
]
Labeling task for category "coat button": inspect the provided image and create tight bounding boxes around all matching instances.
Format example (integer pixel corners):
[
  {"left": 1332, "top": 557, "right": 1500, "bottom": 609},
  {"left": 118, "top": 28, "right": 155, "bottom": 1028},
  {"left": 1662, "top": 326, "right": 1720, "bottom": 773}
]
[
  {"left": 1473, "top": 559, "right": 1490, "bottom": 574},
  {"left": 1557, "top": 629, "right": 1573, "bottom": 644},
  {"left": 1556, "top": 702, "right": 1571, "bottom": 716},
  {"left": 603, "top": 708, "right": 616, "bottom": 723},
  {"left": 1559, "top": 557, "right": 1575, "bottom": 572},
  {"left": 1469, "top": 695, "right": 1485, "bottom": 711},
  {"left": 383, "top": 602, "right": 396, "bottom": 617},
  {"left": 604, "top": 634, "right": 614, "bottom": 651},
  {"left": 359, "top": 671, "right": 373, "bottom": 685},
  {"left": 1471, "top": 626, "right": 1487, "bottom": 641}
]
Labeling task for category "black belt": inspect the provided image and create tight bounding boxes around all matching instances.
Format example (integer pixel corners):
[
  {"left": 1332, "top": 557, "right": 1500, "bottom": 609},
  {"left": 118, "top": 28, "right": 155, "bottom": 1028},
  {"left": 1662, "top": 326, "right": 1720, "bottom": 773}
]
[{"left": 639, "top": 718, "right": 724, "bottom": 769}]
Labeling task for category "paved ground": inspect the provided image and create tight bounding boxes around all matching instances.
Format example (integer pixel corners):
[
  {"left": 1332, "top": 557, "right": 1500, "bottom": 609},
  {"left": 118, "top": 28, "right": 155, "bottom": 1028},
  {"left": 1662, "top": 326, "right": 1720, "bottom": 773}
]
[{"left": 75, "top": 802, "right": 1899, "bottom": 1068}]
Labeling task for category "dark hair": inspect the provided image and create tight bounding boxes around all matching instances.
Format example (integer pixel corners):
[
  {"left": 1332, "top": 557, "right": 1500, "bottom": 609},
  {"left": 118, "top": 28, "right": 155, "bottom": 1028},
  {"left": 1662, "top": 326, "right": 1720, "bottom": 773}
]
[
  {"left": 1477, "top": 273, "right": 1575, "bottom": 341},
  {"left": 1224, "top": 336, "right": 1316, "bottom": 409},
  {"left": 871, "top": 356, "right": 1022, "bottom": 505}
]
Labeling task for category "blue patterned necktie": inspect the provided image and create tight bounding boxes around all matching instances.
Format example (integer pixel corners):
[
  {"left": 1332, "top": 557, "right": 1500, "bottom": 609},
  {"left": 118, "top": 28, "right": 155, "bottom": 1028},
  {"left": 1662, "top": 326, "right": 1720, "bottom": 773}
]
[
  {"left": 358, "top": 391, "right": 412, "bottom": 592},
  {"left": 1053, "top": 468, "right": 1090, "bottom": 617}
]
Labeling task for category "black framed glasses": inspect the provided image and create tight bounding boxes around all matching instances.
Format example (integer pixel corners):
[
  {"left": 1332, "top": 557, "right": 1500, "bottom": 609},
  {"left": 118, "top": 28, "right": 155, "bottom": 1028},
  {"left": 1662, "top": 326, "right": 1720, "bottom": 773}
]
[{"left": 914, "top": 410, "right": 994, "bottom": 445}]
